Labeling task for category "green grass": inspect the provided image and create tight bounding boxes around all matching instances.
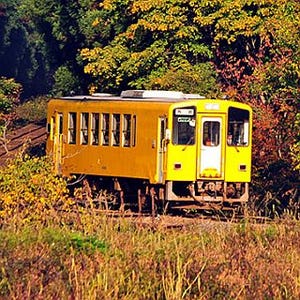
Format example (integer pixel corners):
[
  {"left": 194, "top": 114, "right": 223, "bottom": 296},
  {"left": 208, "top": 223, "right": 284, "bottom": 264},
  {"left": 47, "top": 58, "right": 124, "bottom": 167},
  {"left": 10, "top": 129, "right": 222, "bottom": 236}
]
[{"left": 1, "top": 213, "right": 300, "bottom": 299}]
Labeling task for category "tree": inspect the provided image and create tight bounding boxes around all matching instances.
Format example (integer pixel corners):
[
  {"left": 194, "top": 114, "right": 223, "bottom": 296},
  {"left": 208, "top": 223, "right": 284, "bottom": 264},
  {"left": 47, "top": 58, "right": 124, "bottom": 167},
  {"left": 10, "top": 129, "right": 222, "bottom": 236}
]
[
  {"left": 18, "top": 0, "right": 91, "bottom": 96},
  {"left": 0, "top": 0, "right": 95, "bottom": 98},
  {"left": 80, "top": 0, "right": 299, "bottom": 213},
  {"left": 200, "top": 0, "right": 300, "bottom": 213},
  {"left": 0, "top": 0, "right": 52, "bottom": 98},
  {"left": 0, "top": 76, "right": 22, "bottom": 152},
  {"left": 80, "top": 0, "right": 219, "bottom": 95},
  {"left": 202, "top": 0, "right": 300, "bottom": 168}
]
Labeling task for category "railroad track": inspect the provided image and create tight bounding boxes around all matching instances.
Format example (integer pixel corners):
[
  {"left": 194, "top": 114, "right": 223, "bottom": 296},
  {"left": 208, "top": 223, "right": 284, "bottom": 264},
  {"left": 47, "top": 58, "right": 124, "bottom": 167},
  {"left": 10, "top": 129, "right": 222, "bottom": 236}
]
[
  {"left": 70, "top": 197, "right": 272, "bottom": 229},
  {"left": 0, "top": 121, "right": 47, "bottom": 165},
  {"left": 66, "top": 207, "right": 272, "bottom": 230}
]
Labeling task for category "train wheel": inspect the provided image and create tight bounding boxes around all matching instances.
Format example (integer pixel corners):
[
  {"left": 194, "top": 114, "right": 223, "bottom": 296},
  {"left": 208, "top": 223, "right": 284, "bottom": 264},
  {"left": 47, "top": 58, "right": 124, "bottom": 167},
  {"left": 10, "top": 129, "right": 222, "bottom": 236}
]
[
  {"left": 149, "top": 187, "right": 157, "bottom": 217},
  {"left": 138, "top": 188, "right": 147, "bottom": 215}
]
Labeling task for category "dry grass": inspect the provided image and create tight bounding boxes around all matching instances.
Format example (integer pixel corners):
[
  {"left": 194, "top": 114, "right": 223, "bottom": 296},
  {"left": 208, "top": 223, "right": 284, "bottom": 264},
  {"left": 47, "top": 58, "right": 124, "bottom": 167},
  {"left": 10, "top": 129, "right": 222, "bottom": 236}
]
[
  {"left": 1, "top": 212, "right": 300, "bottom": 299},
  {"left": 1, "top": 155, "right": 300, "bottom": 299}
]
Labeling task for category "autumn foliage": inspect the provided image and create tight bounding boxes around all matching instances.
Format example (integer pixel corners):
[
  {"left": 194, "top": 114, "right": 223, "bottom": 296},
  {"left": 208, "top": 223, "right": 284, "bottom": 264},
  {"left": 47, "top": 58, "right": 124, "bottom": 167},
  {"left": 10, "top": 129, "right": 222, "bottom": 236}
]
[
  {"left": 0, "top": 0, "right": 299, "bottom": 213},
  {"left": 0, "top": 2, "right": 299, "bottom": 298},
  {"left": 0, "top": 155, "right": 70, "bottom": 223},
  {"left": 78, "top": 0, "right": 300, "bottom": 213}
]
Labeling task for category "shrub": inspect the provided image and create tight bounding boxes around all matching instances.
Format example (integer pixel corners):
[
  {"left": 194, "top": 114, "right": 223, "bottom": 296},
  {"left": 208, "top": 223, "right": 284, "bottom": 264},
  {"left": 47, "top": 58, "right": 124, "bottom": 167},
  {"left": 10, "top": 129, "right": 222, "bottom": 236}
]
[
  {"left": 0, "top": 155, "right": 70, "bottom": 223},
  {"left": 52, "top": 65, "right": 80, "bottom": 96},
  {"left": 0, "top": 77, "right": 22, "bottom": 114},
  {"left": 15, "top": 96, "right": 48, "bottom": 123}
]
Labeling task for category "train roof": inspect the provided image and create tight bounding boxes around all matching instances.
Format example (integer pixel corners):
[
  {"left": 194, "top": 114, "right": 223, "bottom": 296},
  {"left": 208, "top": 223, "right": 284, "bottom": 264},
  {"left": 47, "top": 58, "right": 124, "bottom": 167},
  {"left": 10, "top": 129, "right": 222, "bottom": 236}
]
[
  {"left": 60, "top": 90, "right": 205, "bottom": 103},
  {"left": 51, "top": 90, "right": 251, "bottom": 112}
]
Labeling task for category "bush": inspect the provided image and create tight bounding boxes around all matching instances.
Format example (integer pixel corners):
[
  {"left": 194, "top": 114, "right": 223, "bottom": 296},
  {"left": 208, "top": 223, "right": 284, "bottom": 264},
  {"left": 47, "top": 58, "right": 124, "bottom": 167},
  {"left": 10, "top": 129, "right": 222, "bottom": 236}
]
[
  {"left": 15, "top": 96, "right": 48, "bottom": 123},
  {"left": 52, "top": 65, "right": 80, "bottom": 96},
  {"left": 0, "top": 155, "right": 70, "bottom": 223},
  {"left": 0, "top": 77, "right": 22, "bottom": 114}
]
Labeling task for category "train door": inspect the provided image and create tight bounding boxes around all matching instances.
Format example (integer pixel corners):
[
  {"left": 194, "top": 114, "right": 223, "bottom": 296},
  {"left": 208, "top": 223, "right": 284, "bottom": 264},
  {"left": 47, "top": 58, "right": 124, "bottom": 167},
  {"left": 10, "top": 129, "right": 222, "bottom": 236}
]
[
  {"left": 52, "top": 112, "right": 63, "bottom": 175},
  {"left": 156, "top": 116, "right": 167, "bottom": 183},
  {"left": 197, "top": 116, "right": 224, "bottom": 179}
]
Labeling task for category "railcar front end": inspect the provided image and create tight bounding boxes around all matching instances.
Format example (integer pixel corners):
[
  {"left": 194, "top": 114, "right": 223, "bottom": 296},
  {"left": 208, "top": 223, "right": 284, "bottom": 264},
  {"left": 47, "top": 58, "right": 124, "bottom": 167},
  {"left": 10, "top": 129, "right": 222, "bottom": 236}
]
[{"left": 163, "top": 100, "right": 252, "bottom": 208}]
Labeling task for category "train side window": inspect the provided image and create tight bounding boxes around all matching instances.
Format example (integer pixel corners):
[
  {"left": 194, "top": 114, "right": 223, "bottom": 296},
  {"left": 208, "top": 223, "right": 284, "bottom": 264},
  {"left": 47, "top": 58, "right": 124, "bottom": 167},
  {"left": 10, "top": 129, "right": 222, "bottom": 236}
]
[
  {"left": 172, "top": 106, "right": 196, "bottom": 145},
  {"left": 203, "top": 121, "right": 220, "bottom": 146},
  {"left": 132, "top": 115, "right": 136, "bottom": 146},
  {"left": 228, "top": 107, "right": 249, "bottom": 146},
  {"left": 91, "top": 113, "right": 99, "bottom": 145},
  {"left": 122, "top": 114, "right": 131, "bottom": 147},
  {"left": 80, "top": 113, "right": 89, "bottom": 145},
  {"left": 58, "top": 113, "right": 63, "bottom": 135},
  {"left": 68, "top": 112, "right": 77, "bottom": 144},
  {"left": 101, "top": 113, "right": 110, "bottom": 146},
  {"left": 112, "top": 114, "right": 120, "bottom": 146}
]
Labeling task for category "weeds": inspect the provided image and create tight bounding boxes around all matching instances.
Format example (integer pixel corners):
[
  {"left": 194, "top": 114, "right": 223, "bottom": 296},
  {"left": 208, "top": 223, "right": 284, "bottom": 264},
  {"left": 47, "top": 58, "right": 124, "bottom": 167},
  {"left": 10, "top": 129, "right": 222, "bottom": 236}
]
[
  {"left": 1, "top": 218, "right": 300, "bottom": 299},
  {"left": 1, "top": 156, "right": 300, "bottom": 299}
]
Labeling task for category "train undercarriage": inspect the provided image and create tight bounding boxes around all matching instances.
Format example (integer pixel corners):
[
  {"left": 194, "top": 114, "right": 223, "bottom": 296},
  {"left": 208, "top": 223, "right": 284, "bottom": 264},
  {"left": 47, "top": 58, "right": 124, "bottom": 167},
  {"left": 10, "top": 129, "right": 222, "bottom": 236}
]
[{"left": 71, "top": 175, "right": 249, "bottom": 215}]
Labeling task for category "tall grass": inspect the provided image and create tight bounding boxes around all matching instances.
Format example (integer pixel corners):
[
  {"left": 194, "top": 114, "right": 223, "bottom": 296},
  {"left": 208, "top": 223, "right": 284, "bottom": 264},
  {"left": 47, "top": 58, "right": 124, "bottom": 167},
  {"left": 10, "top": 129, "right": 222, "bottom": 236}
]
[
  {"left": 1, "top": 212, "right": 300, "bottom": 299},
  {"left": 1, "top": 156, "right": 300, "bottom": 299}
]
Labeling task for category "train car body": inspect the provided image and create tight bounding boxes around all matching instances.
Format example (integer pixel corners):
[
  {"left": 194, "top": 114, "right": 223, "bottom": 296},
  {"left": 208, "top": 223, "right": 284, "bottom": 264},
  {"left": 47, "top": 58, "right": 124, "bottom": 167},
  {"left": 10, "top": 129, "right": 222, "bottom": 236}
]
[{"left": 46, "top": 90, "right": 252, "bottom": 211}]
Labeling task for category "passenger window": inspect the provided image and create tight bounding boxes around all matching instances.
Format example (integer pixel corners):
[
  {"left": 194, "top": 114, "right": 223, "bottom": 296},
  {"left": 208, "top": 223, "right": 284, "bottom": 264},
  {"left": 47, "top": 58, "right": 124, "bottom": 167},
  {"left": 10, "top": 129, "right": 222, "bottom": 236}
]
[
  {"left": 68, "top": 112, "right": 77, "bottom": 144},
  {"left": 172, "top": 106, "right": 196, "bottom": 145},
  {"left": 112, "top": 114, "right": 120, "bottom": 146},
  {"left": 101, "top": 113, "right": 110, "bottom": 146},
  {"left": 91, "top": 113, "right": 99, "bottom": 145},
  {"left": 203, "top": 121, "right": 220, "bottom": 146},
  {"left": 122, "top": 114, "right": 131, "bottom": 147},
  {"left": 132, "top": 115, "right": 137, "bottom": 146},
  {"left": 228, "top": 107, "right": 250, "bottom": 146},
  {"left": 80, "top": 113, "right": 89, "bottom": 145},
  {"left": 58, "top": 113, "right": 63, "bottom": 135}
]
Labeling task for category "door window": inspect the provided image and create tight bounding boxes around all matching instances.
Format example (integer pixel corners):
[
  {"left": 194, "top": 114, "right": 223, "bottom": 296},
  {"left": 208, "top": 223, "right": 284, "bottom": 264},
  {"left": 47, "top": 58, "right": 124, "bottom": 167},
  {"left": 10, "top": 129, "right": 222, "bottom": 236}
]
[
  {"left": 203, "top": 121, "right": 220, "bottom": 146},
  {"left": 58, "top": 113, "right": 63, "bottom": 135}
]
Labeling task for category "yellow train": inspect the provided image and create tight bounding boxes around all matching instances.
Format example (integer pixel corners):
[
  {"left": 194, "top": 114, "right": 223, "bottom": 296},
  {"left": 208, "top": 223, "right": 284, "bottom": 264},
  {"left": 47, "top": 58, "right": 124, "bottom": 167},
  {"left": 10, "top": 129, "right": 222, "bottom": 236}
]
[{"left": 46, "top": 90, "right": 252, "bottom": 212}]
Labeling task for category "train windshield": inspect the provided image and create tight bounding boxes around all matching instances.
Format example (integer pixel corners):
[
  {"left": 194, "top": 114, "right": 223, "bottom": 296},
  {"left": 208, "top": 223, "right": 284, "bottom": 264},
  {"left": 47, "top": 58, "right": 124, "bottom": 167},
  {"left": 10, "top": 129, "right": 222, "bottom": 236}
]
[
  {"left": 172, "top": 106, "right": 196, "bottom": 145},
  {"left": 227, "top": 107, "right": 250, "bottom": 146}
]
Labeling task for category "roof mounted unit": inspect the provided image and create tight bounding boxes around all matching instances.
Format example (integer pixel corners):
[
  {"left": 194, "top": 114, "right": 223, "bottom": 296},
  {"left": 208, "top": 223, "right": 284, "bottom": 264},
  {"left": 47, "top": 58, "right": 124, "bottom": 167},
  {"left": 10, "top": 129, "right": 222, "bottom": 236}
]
[
  {"left": 121, "top": 90, "right": 185, "bottom": 99},
  {"left": 92, "top": 93, "right": 115, "bottom": 97},
  {"left": 183, "top": 94, "right": 205, "bottom": 99}
]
